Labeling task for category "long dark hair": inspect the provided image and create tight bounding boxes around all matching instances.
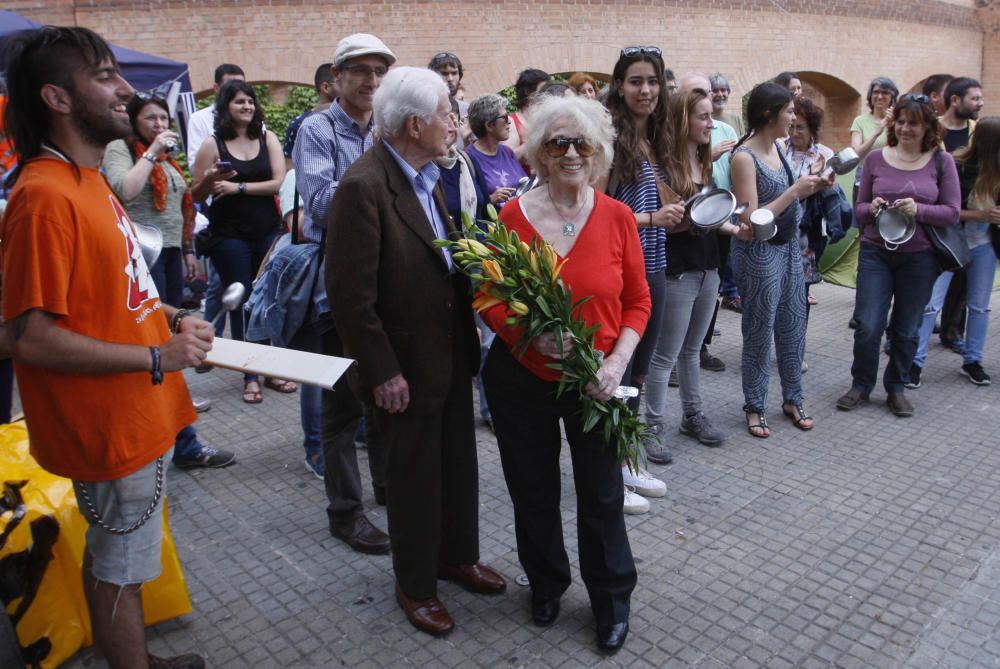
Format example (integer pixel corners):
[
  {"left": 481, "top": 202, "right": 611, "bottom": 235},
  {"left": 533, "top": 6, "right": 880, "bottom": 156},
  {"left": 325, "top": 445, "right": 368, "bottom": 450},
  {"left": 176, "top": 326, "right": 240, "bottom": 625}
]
[
  {"left": 214, "top": 80, "right": 264, "bottom": 141},
  {"left": 3, "top": 26, "right": 117, "bottom": 181},
  {"left": 665, "top": 88, "right": 712, "bottom": 198},
  {"left": 731, "top": 82, "right": 792, "bottom": 153},
  {"left": 514, "top": 69, "right": 549, "bottom": 111},
  {"left": 605, "top": 50, "right": 671, "bottom": 184},
  {"left": 955, "top": 116, "right": 1000, "bottom": 205}
]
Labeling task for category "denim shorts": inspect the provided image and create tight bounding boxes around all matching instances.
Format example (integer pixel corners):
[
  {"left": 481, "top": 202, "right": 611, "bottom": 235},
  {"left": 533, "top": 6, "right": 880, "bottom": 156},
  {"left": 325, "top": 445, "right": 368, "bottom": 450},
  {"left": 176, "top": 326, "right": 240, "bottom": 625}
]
[{"left": 72, "top": 450, "right": 170, "bottom": 586}]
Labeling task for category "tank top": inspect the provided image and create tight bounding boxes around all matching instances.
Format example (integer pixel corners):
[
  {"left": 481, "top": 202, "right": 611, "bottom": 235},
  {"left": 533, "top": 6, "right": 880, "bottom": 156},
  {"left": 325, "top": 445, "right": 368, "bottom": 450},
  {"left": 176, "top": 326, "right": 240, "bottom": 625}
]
[{"left": 207, "top": 134, "right": 280, "bottom": 241}]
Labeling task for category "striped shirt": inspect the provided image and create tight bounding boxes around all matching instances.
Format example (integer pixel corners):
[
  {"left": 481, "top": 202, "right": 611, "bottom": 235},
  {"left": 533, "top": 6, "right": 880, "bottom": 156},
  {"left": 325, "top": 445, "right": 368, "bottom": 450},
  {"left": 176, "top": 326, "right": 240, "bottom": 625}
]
[
  {"left": 612, "top": 160, "right": 667, "bottom": 272},
  {"left": 292, "top": 100, "right": 375, "bottom": 243}
]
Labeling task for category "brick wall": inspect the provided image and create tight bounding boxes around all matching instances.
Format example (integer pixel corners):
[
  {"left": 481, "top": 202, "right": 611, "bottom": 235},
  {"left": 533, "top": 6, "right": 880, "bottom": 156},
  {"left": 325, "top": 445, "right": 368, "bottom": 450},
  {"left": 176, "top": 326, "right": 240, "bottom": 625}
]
[{"left": 11, "top": 0, "right": 990, "bottom": 148}]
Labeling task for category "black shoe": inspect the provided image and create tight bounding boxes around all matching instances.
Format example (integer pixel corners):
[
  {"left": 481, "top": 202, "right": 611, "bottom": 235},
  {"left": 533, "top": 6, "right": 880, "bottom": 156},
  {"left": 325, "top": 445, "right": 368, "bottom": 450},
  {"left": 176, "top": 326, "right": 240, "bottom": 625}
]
[
  {"left": 531, "top": 596, "right": 560, "bottom": 627},
  {"left": 331, "top": 515, "right": 390, "bottom": 554},
  {"left": 961, "top": 362, "right": 991, "bottom": 386},
  {"left": 835, "top": 387, "right": 869, "bottom": 411},
  {"left": 699, "top": 346, "right": 726, "bottom": 372},
  {"left": 173, "top": 446, "right": 236, "bottom": 469},
  {"left": 904, "top": 364, "right": 922, "bottom": 390},
  {"left": 597, "top": 621, "right": 629, "bottom": 654},
  {"left": 886, "top": 391, "right": 914, "bottom": 418}
]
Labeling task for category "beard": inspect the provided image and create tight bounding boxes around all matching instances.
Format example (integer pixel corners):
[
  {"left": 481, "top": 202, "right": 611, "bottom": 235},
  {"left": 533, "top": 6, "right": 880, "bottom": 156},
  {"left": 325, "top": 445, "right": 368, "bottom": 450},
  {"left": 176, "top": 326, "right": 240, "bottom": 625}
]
[
  {"left": 955, "top": 104, "right": 979, "bottom": 121},
  {"left": 69, "top": 89, "right": 132, "bottom": 147}
]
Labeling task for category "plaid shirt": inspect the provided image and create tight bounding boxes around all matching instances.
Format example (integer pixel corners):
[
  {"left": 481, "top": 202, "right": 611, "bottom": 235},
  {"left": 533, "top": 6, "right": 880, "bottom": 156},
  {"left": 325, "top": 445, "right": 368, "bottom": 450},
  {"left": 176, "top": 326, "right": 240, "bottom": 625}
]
[{"left": 292, "top": 100, "right": 375, "bottom": 243}]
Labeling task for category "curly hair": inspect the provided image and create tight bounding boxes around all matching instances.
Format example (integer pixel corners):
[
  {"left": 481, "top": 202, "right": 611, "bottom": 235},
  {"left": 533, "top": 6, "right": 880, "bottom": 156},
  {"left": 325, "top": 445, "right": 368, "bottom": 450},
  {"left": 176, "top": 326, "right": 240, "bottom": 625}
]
[
  {"left": 523, "top": 96, "right": 615, "bottom": 183},
  {"left": 792, "top": 96, "right": 824, "bottom": 142},
  {"left": 885, "top": 96, "right": 941, "bottom": 154}
]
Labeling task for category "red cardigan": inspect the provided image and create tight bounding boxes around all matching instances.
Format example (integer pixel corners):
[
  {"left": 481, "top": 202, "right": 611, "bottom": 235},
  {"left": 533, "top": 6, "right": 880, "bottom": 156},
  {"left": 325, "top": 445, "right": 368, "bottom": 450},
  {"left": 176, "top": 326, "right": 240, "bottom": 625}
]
[{"left": 482, "top": 190, "right": 651, "bottom": 381}]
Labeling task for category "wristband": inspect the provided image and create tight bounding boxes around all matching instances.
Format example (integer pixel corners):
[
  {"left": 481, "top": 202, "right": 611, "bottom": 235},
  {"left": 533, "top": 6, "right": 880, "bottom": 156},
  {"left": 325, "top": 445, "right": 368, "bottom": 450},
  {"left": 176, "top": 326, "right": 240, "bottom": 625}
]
[
  {"left": 142, "top": 152, "right": 157, "bottom": 164},
  {"left": 238, "top": 182, "right": 247, "bottom": 195},
  {"left": 170, "top": 308, "right": 193, "bottom": 334},
  {"left": 149, "top": 346, "right": 163, "bottom": 385}
]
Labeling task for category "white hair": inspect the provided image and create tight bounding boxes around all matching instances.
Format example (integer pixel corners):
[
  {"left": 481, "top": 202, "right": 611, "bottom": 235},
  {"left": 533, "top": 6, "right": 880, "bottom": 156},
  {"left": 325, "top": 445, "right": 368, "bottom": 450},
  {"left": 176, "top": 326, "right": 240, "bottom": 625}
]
[
  {"left": 374, "top": 66, "right": 448, "bottom": 139},
  {"left": 523, "top": 96, "right": 616, "bottom": 182}
]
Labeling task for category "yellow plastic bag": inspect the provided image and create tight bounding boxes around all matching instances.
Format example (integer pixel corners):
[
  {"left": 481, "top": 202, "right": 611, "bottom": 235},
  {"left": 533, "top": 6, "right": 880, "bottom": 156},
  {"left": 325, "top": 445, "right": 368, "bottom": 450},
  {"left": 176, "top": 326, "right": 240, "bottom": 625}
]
[{"left": 0, "top": 422, "right": 192, "bottom": 668}]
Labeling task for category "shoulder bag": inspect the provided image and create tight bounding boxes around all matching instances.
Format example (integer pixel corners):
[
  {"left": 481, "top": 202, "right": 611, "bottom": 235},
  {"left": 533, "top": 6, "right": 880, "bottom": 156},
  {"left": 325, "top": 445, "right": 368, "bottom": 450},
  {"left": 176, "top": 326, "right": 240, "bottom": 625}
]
[{"left": 923, "top": 149, "right": 969, "bottom": 272}]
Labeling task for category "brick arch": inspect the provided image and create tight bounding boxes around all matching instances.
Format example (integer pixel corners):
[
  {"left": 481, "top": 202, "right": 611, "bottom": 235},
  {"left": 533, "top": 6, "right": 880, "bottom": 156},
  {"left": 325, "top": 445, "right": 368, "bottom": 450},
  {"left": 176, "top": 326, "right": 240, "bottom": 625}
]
[{"left": 465, "top": 44, "right": 623, "bottom": 97}]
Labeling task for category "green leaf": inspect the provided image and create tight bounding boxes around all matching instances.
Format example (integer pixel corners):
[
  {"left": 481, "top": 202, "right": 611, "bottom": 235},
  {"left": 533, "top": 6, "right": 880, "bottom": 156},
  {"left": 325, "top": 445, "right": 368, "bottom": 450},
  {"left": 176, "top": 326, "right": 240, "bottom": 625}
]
[{"left": 582, "top": 408, "right": 601, "bottom": 432}]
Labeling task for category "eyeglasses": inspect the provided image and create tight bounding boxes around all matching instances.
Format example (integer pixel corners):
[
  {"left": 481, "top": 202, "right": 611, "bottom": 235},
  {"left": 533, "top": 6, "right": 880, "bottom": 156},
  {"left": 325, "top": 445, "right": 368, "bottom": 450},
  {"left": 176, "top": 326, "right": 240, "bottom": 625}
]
[
  {"left": 899, "top": 93, "right": 932, "bottom": 107},
  {"left": 543, "top": 137, "right": 596, "bottom": 158},
  {"left": 621, "top": 46, "right": 662, "bottom": 59},
  {"left": 340, "top": 63, "right": 388, "bottom": 79},
  {"left": 490, "top": 114, "right": 509, "bottom": 125}
]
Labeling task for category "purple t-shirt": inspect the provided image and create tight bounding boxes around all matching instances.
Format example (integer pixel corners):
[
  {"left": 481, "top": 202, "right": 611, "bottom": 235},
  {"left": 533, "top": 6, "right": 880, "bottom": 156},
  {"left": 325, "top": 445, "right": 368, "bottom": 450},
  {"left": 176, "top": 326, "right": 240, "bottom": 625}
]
[
  {"left": 465, "top": 143, "right": 527, "bottom": 205},
  {"left": 854, "top": 149, "right": 960, "bottom": 253}
]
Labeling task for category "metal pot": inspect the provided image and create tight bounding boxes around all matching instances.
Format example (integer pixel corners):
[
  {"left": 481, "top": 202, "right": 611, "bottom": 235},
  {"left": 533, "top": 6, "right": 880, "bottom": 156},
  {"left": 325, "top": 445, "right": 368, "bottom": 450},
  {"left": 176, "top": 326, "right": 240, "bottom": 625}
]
[
  {"left": 875, "top": 204, "right": 916, "bottom": 250},
  {"left": 687, "top": 188, "right": 748, "bottom": 235},
  {"left": 513, "top": 175, "right": 539, "bottom": 197},
  {"left": 750, "top": 208, "right": 777, "bottom": 241},
  {"left": 826, "top": 147, "right": 860, "bottom": 176}
]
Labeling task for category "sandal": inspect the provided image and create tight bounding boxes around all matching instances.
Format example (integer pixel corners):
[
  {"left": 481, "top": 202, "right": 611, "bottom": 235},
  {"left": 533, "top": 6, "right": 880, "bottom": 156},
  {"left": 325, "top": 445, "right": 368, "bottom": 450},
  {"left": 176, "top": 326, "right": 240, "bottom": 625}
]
[
  {"left": 264, "top": 378, "right": 298, "bottom": 394},
  {"left": 242, "top": 380, "right": 263, "bottom": 404},
  {"left": 744, "top": 407, "right": 770, "bottom": 439},
  {"left": 782, "top": 402, "right": 814, "bottom": 431}
]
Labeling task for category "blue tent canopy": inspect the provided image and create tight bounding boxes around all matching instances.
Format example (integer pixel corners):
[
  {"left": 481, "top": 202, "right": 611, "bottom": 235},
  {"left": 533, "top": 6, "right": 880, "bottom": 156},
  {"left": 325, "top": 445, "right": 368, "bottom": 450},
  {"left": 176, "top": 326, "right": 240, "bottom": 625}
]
[{"left": 0, "top": 10, "right": 192, "bottom": 95}]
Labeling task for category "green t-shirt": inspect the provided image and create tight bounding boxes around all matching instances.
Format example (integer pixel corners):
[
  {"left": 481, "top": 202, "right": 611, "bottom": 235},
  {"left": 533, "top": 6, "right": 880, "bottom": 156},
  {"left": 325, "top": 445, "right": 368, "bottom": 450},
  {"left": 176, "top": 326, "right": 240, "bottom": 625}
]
[{"left": 850, "top": 113, "right": 887, "bottom": 164}]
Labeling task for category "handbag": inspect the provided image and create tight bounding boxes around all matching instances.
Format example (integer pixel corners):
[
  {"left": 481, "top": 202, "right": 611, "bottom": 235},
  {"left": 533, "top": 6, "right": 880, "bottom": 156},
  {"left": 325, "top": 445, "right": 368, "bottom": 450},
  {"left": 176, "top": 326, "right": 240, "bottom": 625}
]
[{"left": 923, "top": 149, "right": 970, "bottom": 272}]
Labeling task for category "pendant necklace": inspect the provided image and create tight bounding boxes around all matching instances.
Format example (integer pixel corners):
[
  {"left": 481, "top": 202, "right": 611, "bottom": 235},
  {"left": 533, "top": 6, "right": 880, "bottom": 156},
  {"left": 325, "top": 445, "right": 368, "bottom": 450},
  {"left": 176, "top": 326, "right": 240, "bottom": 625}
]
[{"left": 547, "top": 185, "right": 589, "bottom": 237}]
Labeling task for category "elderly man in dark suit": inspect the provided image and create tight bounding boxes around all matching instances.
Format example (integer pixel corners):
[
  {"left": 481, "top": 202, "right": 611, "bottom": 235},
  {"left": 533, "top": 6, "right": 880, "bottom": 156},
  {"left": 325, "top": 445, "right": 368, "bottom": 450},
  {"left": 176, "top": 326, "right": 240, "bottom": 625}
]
[{"left": 326, "top": 66, "right": 505, "bottom": 636}]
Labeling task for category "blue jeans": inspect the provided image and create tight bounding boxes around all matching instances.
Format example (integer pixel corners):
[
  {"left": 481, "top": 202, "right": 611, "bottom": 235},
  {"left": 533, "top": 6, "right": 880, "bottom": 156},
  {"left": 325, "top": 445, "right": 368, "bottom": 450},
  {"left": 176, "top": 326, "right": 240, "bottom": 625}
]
[
  {"left": 173, "top": 425, "right": 205, "bottom": 462},
  {"left": 851, "top": 244, "right": 939, "bottom": 394},
  {"left": 208, "top": 233, "right": 276, "bottom": 381},
  {"left": 149, "top": 247, "right": 184, "bottom": 308},
  {"left": 301, "top": 383, "right": 322, "bottom": 456},
  {"left": 914, "top": 270, "right": 955, "bottom": 368},
  {"left": 203, "top": 260, "right": 224, "bottom": 337},
  {"left": 963, "top": 243, "right": 998, "bottom": 365}
]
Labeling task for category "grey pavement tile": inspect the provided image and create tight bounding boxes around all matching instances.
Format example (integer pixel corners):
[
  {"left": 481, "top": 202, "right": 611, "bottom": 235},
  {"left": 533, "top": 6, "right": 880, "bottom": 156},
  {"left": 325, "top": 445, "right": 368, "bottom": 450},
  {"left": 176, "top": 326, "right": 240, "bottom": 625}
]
[{"left": 50, "top": 282, "right": 1000, "bottom": 668}]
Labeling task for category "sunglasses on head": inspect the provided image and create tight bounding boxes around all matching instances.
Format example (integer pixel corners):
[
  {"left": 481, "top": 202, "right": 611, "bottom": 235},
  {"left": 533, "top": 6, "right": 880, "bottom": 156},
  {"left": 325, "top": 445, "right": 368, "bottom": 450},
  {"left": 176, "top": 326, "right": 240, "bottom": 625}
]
[
  {"left": 543, "top": 137, "right": 596, "bottom": 158},
  {"left": 134, "top": 90, "right": 167, "bottom": 104},
  {"left": 621, "top": 46, "right": 662, "bottom": 59},
  {"left": 432, "top": 51, "right": 458, "bottom": 60},
  {"left": 899, "top": 93, "right": 932, "bottom": 107}
]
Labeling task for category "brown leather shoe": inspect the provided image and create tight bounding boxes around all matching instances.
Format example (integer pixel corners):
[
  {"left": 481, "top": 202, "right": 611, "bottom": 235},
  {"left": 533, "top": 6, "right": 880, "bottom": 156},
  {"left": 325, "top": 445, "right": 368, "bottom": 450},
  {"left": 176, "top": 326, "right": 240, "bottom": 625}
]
[
  {"left": 395, "top": 582, "right": 454, "bottom": 636},
  {"left": 330, "top": 515, "right": 390, "bottom": 554},
  {"left": 438, "top": 562, "right": 506, "bottom": 594}
]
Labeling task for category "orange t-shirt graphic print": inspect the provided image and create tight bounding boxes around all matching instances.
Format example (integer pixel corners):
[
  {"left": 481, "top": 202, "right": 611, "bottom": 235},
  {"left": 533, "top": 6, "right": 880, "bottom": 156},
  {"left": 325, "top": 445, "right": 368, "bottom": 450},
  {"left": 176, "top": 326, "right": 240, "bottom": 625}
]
[{"left": 1, "top": 157, "right": 195, "bottom": 481}]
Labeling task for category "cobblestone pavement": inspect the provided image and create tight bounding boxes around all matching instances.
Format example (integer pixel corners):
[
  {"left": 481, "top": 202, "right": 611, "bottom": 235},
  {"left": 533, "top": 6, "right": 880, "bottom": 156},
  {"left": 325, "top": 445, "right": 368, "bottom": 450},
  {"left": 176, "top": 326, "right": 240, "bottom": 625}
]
[{"left": 62, "top": 280, "right": 1000, "bottom": 668}]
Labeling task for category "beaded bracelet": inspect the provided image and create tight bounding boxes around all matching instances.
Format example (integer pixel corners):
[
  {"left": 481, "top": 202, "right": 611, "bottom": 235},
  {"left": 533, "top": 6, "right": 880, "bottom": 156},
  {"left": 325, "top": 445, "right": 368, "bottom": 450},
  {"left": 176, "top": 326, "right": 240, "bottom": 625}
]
[{"left": 170, "top": 308, "right": 193, "bottom": 335}]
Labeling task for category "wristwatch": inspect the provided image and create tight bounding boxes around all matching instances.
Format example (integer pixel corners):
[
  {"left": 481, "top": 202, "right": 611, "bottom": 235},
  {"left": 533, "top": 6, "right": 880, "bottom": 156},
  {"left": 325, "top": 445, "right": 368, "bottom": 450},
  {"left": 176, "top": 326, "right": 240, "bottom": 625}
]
[
  {"left": 238, "top": 182, "right": 247, "bottom": 195},
  {"left": 142, "top": 152, "right": 157, "bottom": 164}
]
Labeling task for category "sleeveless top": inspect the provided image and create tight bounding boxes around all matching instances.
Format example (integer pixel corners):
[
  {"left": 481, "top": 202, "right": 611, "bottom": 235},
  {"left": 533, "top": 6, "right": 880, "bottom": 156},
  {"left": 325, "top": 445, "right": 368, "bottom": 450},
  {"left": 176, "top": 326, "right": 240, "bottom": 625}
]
[
  {"left": 733, "top": 143, "right": 801, "bottom": 244},
  {"left": 665, "top": 181, "right": 721, "bottom": 275},
  {"left": 612, "top": 160, "right": 668, "bottom": 272},
  {"left": 207, "top": 134, "right": 281, "bottom": 241}
]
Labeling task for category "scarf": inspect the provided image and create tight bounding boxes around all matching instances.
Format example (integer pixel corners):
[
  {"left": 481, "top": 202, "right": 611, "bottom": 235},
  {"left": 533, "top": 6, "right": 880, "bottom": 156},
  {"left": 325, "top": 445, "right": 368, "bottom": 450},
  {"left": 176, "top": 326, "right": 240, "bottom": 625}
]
[
  {"left": 133, "top": 138, "right": 196, "bottom": 250},
  {"left": 435, "top": 147, "right": 478, "bottom": 225}
]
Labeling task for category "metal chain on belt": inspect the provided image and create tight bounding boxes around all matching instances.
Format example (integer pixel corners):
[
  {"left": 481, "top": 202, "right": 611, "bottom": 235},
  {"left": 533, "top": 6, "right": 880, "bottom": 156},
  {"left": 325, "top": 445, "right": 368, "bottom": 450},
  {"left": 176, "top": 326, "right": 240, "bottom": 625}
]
[{"left": 76, "top": 457, "right": 165, "bottom": 535}]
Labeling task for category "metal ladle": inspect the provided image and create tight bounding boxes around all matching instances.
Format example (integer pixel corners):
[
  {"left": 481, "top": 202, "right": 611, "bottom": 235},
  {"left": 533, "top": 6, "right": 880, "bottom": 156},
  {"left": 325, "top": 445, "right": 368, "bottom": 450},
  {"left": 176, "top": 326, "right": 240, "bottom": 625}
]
[{"left": 210, "top": 282, "right": 246, "bottom": 330}]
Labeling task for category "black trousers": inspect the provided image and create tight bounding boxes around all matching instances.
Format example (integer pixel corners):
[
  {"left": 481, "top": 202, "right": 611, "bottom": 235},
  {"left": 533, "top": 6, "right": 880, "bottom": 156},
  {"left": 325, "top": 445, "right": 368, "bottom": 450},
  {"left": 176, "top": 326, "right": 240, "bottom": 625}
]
[
  {"left": 375, "top": 349, "right": 480, "bottom": 599},
  {"left": 483, "top": 343, "right": 636, "bottom": 627},
  {"left": 320, "top": 328, "right": 386, "bottom": 526}
]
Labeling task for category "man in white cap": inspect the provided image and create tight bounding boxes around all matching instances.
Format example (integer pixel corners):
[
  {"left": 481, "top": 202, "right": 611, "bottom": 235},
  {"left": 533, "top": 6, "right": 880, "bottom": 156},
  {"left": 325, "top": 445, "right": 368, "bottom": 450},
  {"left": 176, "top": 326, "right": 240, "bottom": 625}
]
[{"left": 292, "top": 33, "right": 395, "bottom": 554}]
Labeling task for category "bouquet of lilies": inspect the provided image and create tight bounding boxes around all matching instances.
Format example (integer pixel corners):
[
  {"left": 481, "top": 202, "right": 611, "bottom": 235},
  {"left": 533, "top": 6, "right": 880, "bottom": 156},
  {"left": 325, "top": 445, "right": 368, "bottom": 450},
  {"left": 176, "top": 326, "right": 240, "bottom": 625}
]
[{"left": 436, "top": 206, "right": 647, "bottom": 471}]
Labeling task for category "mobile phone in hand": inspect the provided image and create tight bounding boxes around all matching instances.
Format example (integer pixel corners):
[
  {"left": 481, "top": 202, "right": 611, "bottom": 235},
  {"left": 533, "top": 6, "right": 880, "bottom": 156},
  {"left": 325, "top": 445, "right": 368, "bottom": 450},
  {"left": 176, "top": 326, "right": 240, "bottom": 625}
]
[{"left": 215, "top": 160, "right": 234, "bottom": 172}]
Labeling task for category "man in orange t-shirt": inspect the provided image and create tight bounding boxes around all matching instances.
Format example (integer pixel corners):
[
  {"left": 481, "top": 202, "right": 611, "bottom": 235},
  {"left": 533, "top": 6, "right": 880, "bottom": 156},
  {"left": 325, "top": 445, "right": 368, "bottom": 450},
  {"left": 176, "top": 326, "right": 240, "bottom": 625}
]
[{"left": 2, "top": 27, "right": 212, "bottom": 669}]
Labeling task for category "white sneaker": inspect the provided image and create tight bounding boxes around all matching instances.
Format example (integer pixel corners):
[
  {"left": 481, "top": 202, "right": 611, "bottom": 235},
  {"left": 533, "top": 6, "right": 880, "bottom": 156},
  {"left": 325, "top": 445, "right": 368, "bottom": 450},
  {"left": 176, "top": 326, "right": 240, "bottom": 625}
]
[
  {"left": 622, "top": 465, "right": 666, "bottom": 498},
  {"left": 623, "top": 488, "right": 650, "bottom": 515}
]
